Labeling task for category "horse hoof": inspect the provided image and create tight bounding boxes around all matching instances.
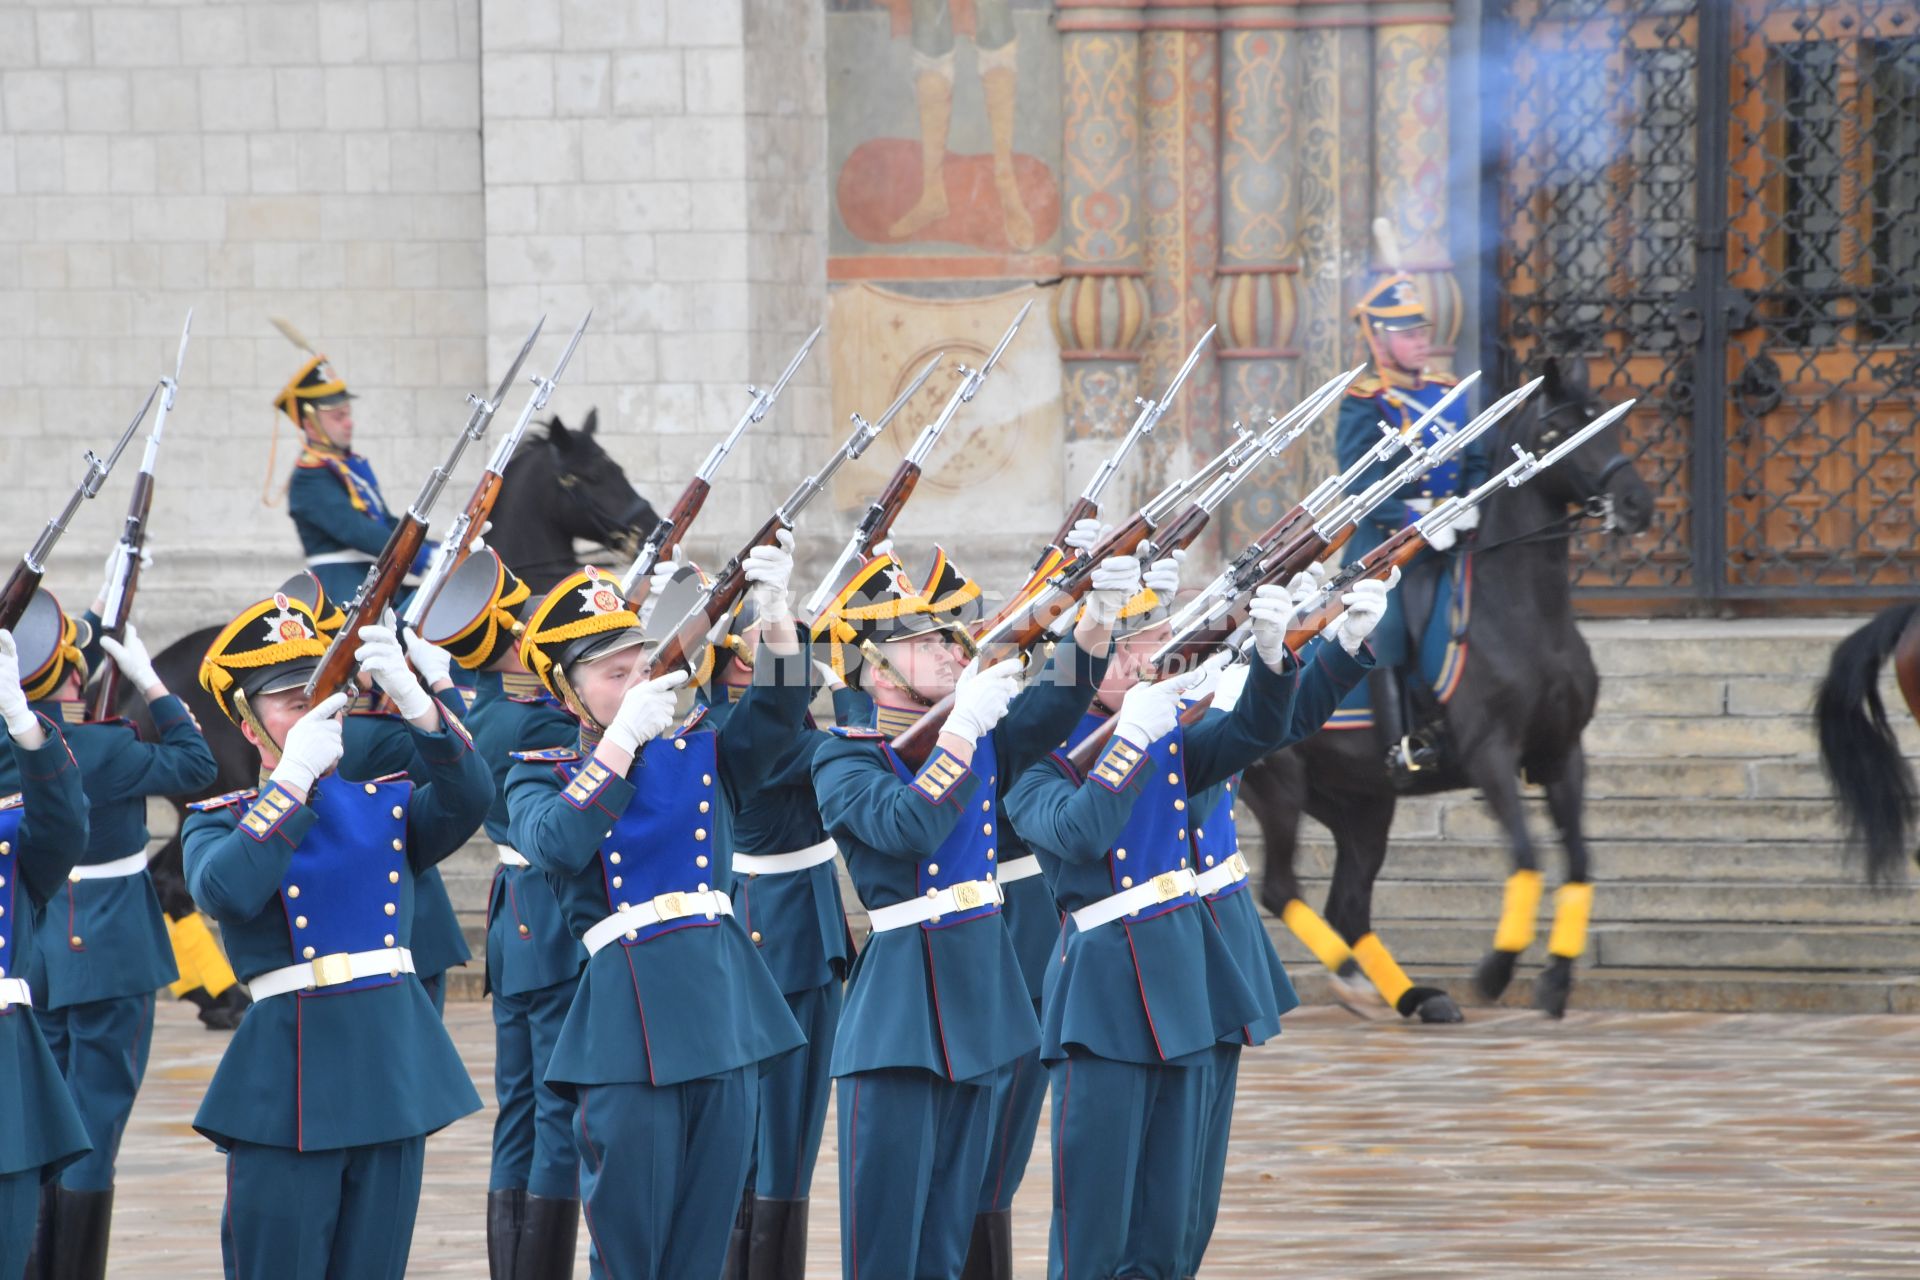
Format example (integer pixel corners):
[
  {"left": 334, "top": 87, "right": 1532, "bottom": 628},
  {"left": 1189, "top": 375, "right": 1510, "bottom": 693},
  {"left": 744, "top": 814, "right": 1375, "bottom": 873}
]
[
  {"left": 1474, "top": 949, "right": 1520, "bottom": 1002},
  {"left": 1400, "top": 987, "right": 1465, "bottom": 1024},
  {"left": 1328, "top": 961, "right": 1389, "bottom": 1020},
  {"left": 1534, "top": 957, "right": 1575, "bottom": 1020}
]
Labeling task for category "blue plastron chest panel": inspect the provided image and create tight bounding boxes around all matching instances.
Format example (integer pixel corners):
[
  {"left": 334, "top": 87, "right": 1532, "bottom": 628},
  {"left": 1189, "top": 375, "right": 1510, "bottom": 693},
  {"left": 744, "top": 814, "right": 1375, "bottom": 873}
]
[
  {"left": 277, "top": 778, "right": 413, "bottom": 994},
  {"left": 596, "top": 729, "right": 723, "bottom": 946},
  {"left": 0, "top": 804, "right": 20, "bottom": 981},
  {"left": 891, "top": 734, "right": 1002, "bottom": 930},
  {"left": 1383, "top": 380, "right": 1468, "bottom": 499},
  {"left": 1192, "top": 778, "right": 1248, "bottom": 900},
  {"left": 1107, "top": 727, "right": 1196, "bottom": 922}
]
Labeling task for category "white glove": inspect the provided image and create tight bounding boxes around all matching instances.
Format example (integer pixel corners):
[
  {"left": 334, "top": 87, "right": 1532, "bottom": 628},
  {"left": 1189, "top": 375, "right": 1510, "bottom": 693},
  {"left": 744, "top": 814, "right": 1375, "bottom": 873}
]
[
  {"left": 1142, "top": 549, "right": 1185, "bottom": 600},
  {"left": 637, "top": 556, "right": 683, "bottom": 631},
  {"left": 468, "top": 520, "right": 493, "bottom": 554},
  {"left": 945, "top": 657, "right": 1023, "bottom": 744},
  {"left": 1286, "top": 561, "right": 1329, "bottom": 611},
  {"left": 1423, "top": 519, "right": 1458, "bottom": 552},
  {"left": 604, "top": 670, "right": 689, "bottom": 756},
  {"left": 270, "top": 692, "right": 348, "bottom": 795},
  {"left": 355, "top": 623, "right": 434, "bottom": 721},
  {"left": 97, "top": 541, "right": 153, "bottom": 598},
  {"left": 1113, "top": 675, "right": 1187, "bottom": 750},
  {"left": 100, "top": 624, "right": 161, "bottom": 695},
  {"left": 1248, "top": 583, "right": 1298, "bottom": 670},
  {"left": 402, "top": 628, "right": 455, "bottom": 689},
  {"left": 1332, "top": 576, "right": 1393, "bottom": 656},
  {"left": 0, "top": 632, "right": 39, "bottom": 741},
  {"left": 744, "top": 527, "right": 796, "bottom": 624},
  {"left": 812, "top": 659, "right": 846, "bottom": 692},
  {"left": 1080, "top": 555, "right": 1142, "bottom": 628},
  {"left": 1454, "top": 507, "right": 1481, "bottom": 534},
  {"left": 1063, "top": 518, "right": 1110, "bottom": 553}
]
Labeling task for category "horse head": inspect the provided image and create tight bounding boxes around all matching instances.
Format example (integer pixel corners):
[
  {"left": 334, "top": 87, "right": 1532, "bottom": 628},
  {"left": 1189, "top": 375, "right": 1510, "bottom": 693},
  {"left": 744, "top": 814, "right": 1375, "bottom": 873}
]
[
  {"left": 492, "top": 410, "right": 659, "bottom": 592},
  {"left": 1517, "top": 355, "right": 1656, "bottom": 536}
]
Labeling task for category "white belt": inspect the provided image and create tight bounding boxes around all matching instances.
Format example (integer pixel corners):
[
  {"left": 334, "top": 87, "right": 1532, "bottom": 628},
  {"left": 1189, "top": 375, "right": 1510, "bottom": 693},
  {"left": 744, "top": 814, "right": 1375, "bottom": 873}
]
[
  {"left": 0, "top": 978, "right": 32, "bottom": 1010},
  {"left": 996, "top": 855, "right": 1043, "bottom": 885},
  {"left": 867, "top": 878, "right": 1004, "bottom": 933},
  {"left": 733, "top": 838, "right": 838, "bottom": 877},
  {"left": 1071, "top": 869, "right": 1198, "bottom": 932},
  {"left": 497, "top": 844, "right": 530, "bottom": 868},
  {"left": 68, "top": 850, "right": 149, "bottom": 881},
  {"left": 582, "top": 890, "right": 732, "bottom": 955},
  {"left": 249, "top": 947, "right": 415, "bottom": 1000},
  {"left": 1194, "top": 852, "right": 1251, "bottom": 898},
  {"left": 305, "top": 550, "right": 376, "bottom": 567}
]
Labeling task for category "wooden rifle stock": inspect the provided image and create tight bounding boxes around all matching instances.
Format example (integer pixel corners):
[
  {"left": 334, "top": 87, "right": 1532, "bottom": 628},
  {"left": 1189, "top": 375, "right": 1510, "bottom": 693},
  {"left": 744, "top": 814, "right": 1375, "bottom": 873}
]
[
  {"left": 305, "top": 517, "right": 430, "bottom": 702},
  {"left": 623, "top": 478, "right": 712, "bottom": 612},
  {"left": 87, "top": 470, "right": 155, "bottom": 720},
  {"left": 0, "top": 566, "right": 41, "bottom": 634},
  {"left": 644, "top": 509, "right": 785, "bottom": 681},
  {"left": 1066, "top": 693, "right": 1217, "bottom": 776},
  {"left": 857, "top": 463, "right": 922, "bottom": 556}
]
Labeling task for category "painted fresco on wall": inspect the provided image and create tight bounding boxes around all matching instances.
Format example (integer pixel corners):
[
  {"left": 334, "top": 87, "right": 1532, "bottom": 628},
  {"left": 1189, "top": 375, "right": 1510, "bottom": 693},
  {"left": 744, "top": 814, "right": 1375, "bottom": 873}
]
[{"left": 827, "top": 0, "right": 1063, "bottom": 281}]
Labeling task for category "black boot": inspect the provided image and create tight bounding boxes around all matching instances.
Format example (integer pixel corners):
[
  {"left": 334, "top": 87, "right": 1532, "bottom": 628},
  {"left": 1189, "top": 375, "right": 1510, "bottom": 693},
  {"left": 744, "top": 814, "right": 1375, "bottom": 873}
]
[
  {"left": 181, "top": 984, "right": 250, "bottom": 1031},
  {"left": 50, "top": 1187, "right": 113, "bottom": 1280},
  {"left": 745, "top": 1198, "right": 808, "bottom": 1280},
  {"left": 1370, "top": 667, "right": 1437, "bottom": 787},
  {"left": 22, "top": 1181, "right": 55, "bottom": 1280},
  {"left": 511, "top": 1193, "right": 580, "bottom": 1280},
  {"left": 958, "top": 1208, "right": 1012, "bottom": 1280},
  {"left": 486, "top": 1188, "right": 526, "bottom": 1280}
]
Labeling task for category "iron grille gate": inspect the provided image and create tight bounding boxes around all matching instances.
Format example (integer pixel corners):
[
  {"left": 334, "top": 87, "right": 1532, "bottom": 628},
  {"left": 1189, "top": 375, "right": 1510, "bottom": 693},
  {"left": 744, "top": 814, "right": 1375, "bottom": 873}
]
[{"left": 1490, "top": 0, "right": 1920, "bottom": 604}]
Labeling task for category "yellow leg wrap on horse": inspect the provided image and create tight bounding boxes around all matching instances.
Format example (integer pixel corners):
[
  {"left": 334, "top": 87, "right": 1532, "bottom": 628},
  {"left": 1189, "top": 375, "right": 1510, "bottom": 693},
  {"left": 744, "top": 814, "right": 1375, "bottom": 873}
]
[
  {"left": 166, "top": 912, "right": 238, "bottom": 998},
  {"left": 1492, "top": 869, "right": 1545, "bottom": 953},
  {"left": 1282, "top": 899, "right": 1353, "bottom": 971},
  {"left": 1547, "top": 881, "right": 1595, "bottom": 959},
  {"left": 1350, "top": 933, "right": 1414, "bottom": 1008}
]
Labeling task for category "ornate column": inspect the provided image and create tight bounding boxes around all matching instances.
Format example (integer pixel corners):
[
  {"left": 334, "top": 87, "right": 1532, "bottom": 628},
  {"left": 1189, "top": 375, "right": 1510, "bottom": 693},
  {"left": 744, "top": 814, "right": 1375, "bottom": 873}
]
[
  {"left": 1054, "top": 2, "right": 1153, "bottom": 505},
  {"left": 1215, "top": 1, "right": 1303, "bottom": 545},
  {"left": 1140, "top": 0, "right": 1222, "bottom": 491},
  {"left": 1292, "top": 1, "right": 1378, "bottom": 483},
  {"left": 1373, "top": 0, "right": 1461, "bottom": 366}
]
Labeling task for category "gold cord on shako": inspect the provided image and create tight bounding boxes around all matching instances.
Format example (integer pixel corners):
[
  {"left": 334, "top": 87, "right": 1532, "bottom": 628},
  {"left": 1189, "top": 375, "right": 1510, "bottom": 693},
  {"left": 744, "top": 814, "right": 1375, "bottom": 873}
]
[{"left": 198, "top": 592, "right": 330, "bottom": 753}]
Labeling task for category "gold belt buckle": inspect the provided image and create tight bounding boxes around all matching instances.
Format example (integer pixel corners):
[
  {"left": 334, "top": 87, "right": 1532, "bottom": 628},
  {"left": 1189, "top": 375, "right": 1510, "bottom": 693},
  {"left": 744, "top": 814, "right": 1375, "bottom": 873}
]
[
  {"left": 951, "top": 881, "right": 985, "bottom": 911},
  {"left": 310, "top": 952, "right": 354, "bottom": 988},
  {"left": 1152, "top": 872, "right": 1185, "bottom": 903},
  {"left": 1229, "top": 853, "right": 1250, "bottom": 878},
  {"left": 652, "top": 891, "right": 689, "bottom": 922}
]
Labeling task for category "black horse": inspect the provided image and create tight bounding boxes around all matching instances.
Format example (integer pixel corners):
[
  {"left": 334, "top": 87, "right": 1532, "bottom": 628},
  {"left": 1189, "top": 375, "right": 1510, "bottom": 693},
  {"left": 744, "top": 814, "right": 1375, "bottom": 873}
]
[
  {"left": 1815, "top": 604, "right": 1920, "bottom": 889},
  {"left": 133, "top": 413, "right": 654, "bottom": 944},
  {"left": 1242, "top": 357, "right": 1656, "bottom": 1022}
]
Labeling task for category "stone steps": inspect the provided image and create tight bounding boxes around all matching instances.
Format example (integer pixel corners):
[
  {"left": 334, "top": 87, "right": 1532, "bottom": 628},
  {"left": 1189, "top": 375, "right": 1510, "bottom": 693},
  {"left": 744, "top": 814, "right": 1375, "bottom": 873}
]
[{"left": 1290, "top": 876, "right": 1920, "bottom": 926}]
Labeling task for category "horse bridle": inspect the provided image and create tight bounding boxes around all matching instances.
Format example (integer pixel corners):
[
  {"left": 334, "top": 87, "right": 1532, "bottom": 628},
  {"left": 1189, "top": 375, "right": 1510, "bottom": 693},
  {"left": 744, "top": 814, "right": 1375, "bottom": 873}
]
[
  {"left": 540, "top": 437, "right": 644, "bottom": 569},
  {"left": 1535, "top": 398, "right": 1631, "bottom": 534}
]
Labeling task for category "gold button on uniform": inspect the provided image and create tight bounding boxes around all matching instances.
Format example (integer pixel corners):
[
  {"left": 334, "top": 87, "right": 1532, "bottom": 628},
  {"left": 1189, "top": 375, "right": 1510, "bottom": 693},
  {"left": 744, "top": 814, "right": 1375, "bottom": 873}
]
[
  {"left": 518, "top": 924, "right": 530, "bottom": 937},
  {"left": 0, "top": 842, "right": 10, "bottom": 854},
  {"left": 982, "top": 823, "right": 992, "bottom": 835},
  {"left": 303, "top": 946, "right": 315, "bottom": 960},
  {"left": 384, "top": 903, "right": 396, "bottom": 916},
  {"left": 392, "top": 806, "right": 404, "bottom": 819},
  {"left": 384, "top": 934, "right": 395, "bottom": 946},
  {"left": 364, "top": 784, "right": 378, "bottom": 795},
  {"left": 1178, "top": 829, "right": 1186, "bottom": 841},
  {"left": 389, "top": 871, "right": 401, "bottom": 883},
  {"left": 609, "top": 852, "right": 622, "bottom": 864},
  {"left": 695, "top": 828, "right": 708, "bottom": 841},
  {"left": 287, "top": 885, "right": 301, "bottom": 898},
  {"left": 1115, "top": 848, "right": 1127, "bottom": 861},
  {"left": 674, "top": 739, "right": 687, "bottom": 751},
  {"left": 612, "top": 876, "right": 623, "bottom": 889},
  {"left": 699, "top": 801, "right": 710, "bottom": 813},
  {"left": 70, "top": 936, "right": 82, "bottom": 947},
  {"left": 1174, "top": 799, "right": 1185, "bottom": 811},
  {"left": 1167, "top": 772, "right": 1179, "bottom": 785},
  {"left": 751, "top": 931, "right": 763, "bottom": 944},
  {"left": 1121, "top": 876, "right": 1133, "bottom": 888},
  {"left": 981, "top": 800, "right": 991, "bottom": 812},
  {"left": 295, "top": 915, "right": 308, "bottom": 929},
  {"left": 927, "top": 863, "right": 940, "bottom": 876},
  {"left": 391, "top": 839, "right": 403, "bottom": 851},
  {"left": 702, "top": 774, "right": 712, "bottom": 785},
  {"left": 696, "top": 855, "right": 708, "bottom": 868}
]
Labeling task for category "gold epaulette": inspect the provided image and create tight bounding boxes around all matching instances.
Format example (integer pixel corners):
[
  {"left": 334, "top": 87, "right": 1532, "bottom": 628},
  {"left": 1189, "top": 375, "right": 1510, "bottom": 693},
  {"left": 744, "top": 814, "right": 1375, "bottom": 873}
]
[{"left": 1346, "top": 374, "right": 1384, "bottom": 399}]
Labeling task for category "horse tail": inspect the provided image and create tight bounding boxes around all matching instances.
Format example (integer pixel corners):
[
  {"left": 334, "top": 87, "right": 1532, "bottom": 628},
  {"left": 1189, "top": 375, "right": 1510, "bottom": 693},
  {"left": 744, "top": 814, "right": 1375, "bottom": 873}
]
[{"left": 1816, "top": 603, "right": 1920, "bottom": 889}]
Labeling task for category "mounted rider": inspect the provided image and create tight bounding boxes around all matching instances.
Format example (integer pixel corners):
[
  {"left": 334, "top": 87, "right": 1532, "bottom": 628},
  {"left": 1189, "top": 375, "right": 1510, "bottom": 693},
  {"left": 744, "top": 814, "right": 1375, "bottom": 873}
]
[{"left": 1334, "top": 269, "right": 1488, "bottom": 784}]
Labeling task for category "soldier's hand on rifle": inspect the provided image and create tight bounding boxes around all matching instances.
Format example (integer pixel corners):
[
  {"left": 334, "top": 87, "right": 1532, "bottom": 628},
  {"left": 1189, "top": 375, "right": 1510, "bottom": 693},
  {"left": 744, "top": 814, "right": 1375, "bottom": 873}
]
[
  {"left": 402, "top": 628, "right": 456, "bottom": 691},
  {"left": 1114, "top": 671, "right": 1191, "bottom": 749},
  {"left": 100, "top": 625, "right": 163, "bottom": 699},
  {"left": 1454, "top": 508, "right": 1481, "bottom": 534},
  {"left": 1063, "top": 518, "right": 1110, "bottom": 554},
  {"left": 744, "top": 528, "right": 796, "bottom": 626},
  {"left": 812, "top": 659, "right": 846, "bottom": 692},
  {"left": 1081, "top": 555, "right": 1143, "bottom": 628},
  {"left": 1249, "top": 584, "right": 1300, "bottom": 671},
  {"left": 1285, "top": 561, "right": 1330, "bottom": 611},
  {"left": 1425, "top": 520, "right": 1459, "bottom": 553},
  {"left": 1142, "top": 549, "right": 1186, "bottom": 601},
  {"left": 946, "top": 657, "right": 1024, "bottom": 745},
  {"left": 0, "top": 632, "right": 43, "bottom": 749},
  {"left": 468, "top": 520, "right": 493, "bottom": 555},
  {"left": 271, "top": 692, "right": 349, "bottom": 800},
  {"left": 1331, "top": 572, "right": 1397, "bottom": 657},
  {"left": 92, "top": 542, "right": 155, "bottom": 614},
  {"left": 605, "top": 670, "right": 689, "bottom": 757},
  {"left": 356, "top": 623, "right": 437, "bottom": 727}
]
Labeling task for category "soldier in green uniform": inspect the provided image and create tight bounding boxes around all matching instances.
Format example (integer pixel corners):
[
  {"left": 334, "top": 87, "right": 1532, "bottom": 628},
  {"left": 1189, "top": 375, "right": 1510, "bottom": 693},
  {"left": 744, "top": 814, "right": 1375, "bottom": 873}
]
[
  {"left": 1334, "top": 273, "right": 1485, "bottom": 782},
  {"left": 809, "top": 546, "right": 1134, "bottom": 1280},
  {"left": 0, "top": 625, "right": 93, "bottom": 1280},
  {"left": 274, "top": 352, "right": 433, "bottom": 607},
  {"left": 502, "top": 533, "right": 810, "bottom": 1279},
  {"left": 183, "top": 595, "right": 491, "bottom": 1280},
  {"left": 419, "top": 548, "right": 586, "bottom": 1280},
  {"left": 11, "top": 587, "right": 217, "bottom": 1279}
]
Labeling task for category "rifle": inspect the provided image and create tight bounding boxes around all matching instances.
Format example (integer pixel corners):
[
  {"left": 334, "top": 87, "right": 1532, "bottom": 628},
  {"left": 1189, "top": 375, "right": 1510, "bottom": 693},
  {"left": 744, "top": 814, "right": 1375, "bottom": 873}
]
[
  {"left": 804, "top": 301, "right": 1034, "bottom": 618},
  {"left": 643, "top": 386, "right": 924, "bottom": 681},
  {"left": 982, "top": 326, "right": 1216, "bottom": 635},
  {"left": 304, "top": 317, "right": 545, "bottom": 701},
  {"left": 619, "top": 326, "right": 824, "bottom": 609},
  {"left": 887, "top": 367, "right": 1361, "bottom": 769},
  {"left": 89, "top": 311, "right": 194, "bottom": 719},
  {"left": 0, "top": 385, "right": 160, "bottom": 633},
  {"left": 402, "top": 310, "right": 591, "bottom": 631}
]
